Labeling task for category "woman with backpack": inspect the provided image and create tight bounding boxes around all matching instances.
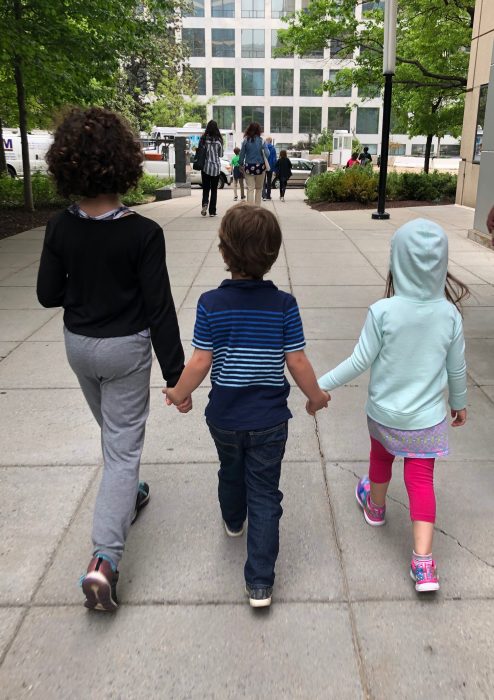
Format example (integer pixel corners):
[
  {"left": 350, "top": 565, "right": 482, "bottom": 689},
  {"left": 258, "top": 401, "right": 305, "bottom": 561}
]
[
  {"left": 199, "top": 120, "right": 224, "bottom": 217},
  {"left": 238, "top": 122, "right": 270, "bottom": 206}
]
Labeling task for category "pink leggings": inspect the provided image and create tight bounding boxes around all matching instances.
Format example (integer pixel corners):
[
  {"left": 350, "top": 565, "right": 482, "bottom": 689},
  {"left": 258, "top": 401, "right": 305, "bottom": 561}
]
[{"left": 369, "top": 437, "right": 436, "bottom": 523}]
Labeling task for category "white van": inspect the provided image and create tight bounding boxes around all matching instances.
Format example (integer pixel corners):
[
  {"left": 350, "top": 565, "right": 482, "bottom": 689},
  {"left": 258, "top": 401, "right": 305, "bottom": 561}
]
[{"left": 2, "top": 129, "right": 53, "bottom": 177}]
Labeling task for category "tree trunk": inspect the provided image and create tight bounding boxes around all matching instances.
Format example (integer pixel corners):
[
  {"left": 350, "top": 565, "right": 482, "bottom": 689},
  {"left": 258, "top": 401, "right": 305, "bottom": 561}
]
[
  {"left": 13, "top": 53, "right": 33, "bottom": 211},
  {"left": 424, "top": 134, "right": 434, "bottom": 174},
  {"left": 0, "top": 119, "right": 8, "bottom": 175}
]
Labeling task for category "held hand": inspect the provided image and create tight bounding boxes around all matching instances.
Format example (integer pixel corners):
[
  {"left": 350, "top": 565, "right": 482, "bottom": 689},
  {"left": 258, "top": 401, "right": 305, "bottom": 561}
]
[
  {"left": 451, "top": 408, "right": 467, "bottom": 427},
  {"left": 162, "top": 387, "right": 193, "bottom": 414},
  {"left": 176, "top": 395, "right": 193, "bottom": 413},
  {"left": 306, "top": 390, "right": 331, "bottom": 416}
]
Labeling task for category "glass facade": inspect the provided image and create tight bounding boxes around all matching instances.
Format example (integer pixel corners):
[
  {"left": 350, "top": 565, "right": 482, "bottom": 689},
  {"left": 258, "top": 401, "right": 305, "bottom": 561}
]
[
  {"left": 271, "top": 69, "right": 293, "bottom": 97},
  {"left": 271, "top": 29, "right": 293, "bottom": 58},
  {"left": 361, "top": 143, "right": 378, "bottom": 155},
  {"left": 182, "top": 28, "right": 205, "bottom": 57},
  {"left": 328, "top": 70, "right": 351, "bottom": 97},
  {"left": 212, "top": 28, "right": 235, "bottom": 57},
  {"left": 191, "top": 68, "right": 206, "bottom": 95},
  {"left": 241, "top": 29, "right": 264, "bottom": 58},
  {"left": 271, "top": 107, "right": 293, "bottom": 133},
  {"left": 356, "top": 107, "right": 380, "bottom": 133},
  {"left": 299, "top": 107, "right": 321, "bottom": 134},
  {"left": 242, "top": 69, "right": 265, "bottom": 96},
  {"left": 213, "top": 106, "right": 235, "bottom": 130},
  {"left": 212, "top": 68, "right": 235, "bottom": 95},
  {"left": 271, "top": 0, "right": 295, "bottom": 18},
  {"left": 411, "top": 143, "right": 436, "bottom": 157},
  {"left": 211, "top": 0, "right": 235, "bottom": 17},
  {"left": 300, "top": 70, "right": 323, "bottom": 97},
  {"left": 184, "top": 0, "right": 204, "bottom": 17},
  {"left": 242, "top": 106, "right": 264, "bottom": 130},
  {"left": 328, "top": 107, "right": 350, "bottom": 132},
  {"left": 330, "top": 39, "right": 353, "bottom": 59},
  {"left": 241, "top": 0, "right": 264, "bottom": 18}
]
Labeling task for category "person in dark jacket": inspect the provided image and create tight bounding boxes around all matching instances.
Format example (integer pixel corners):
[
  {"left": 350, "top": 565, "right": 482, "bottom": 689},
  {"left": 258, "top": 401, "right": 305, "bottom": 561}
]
[
  {"left": 274, "top": 150, "right": 292, "bottom": 202},
  {"left": 37, "top": 107, "right": 187, "bottom": 612},
  {"left": 262, "top": 137, "right": 278, "bottom": 201}
]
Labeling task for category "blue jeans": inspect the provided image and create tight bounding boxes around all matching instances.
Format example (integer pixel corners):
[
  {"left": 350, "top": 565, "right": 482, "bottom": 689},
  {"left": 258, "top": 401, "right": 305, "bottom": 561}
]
[{"left": 207, "top": 421, "right": 288, "bottom": 588}]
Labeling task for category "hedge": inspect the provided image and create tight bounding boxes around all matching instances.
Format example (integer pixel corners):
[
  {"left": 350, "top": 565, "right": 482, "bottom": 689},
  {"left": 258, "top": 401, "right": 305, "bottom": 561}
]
[
  {"left": 0, "top": 172, "right": 173, "bottom": 209},
  {"left": 305, "top": 168, "right": 457, "bottom": 204}
]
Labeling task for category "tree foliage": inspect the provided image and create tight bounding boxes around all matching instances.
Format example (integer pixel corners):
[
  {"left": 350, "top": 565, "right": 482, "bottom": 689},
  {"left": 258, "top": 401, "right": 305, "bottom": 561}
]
[{"left": 279, "top": 0, "right": 473, "bottom": 169}]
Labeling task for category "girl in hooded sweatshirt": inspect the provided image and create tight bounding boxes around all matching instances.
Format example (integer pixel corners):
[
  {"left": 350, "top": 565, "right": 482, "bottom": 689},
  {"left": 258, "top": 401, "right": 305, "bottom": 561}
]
[{"left": 314, "top": 219, "right": 468, "bottom": 593}]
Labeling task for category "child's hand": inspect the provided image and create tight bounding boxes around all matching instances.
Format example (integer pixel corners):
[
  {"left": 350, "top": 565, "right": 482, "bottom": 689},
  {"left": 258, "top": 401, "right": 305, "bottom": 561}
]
[
  {"left": 451, "top": 408, "right": 467, "bottom": 427},
  {"left": 306, "top": 390, "right": 331, "bottom": 416},
  {"left": 163, "top": 388, "right": 193, "bottom": 414}
]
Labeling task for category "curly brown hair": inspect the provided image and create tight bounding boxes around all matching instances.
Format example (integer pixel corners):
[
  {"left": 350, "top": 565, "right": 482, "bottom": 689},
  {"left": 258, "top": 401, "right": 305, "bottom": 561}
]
[
  {"left": 244, "top": 122, "right": 262, "bottom": 141},
  {"left": 46, "top": 107, "right": 143, "bottom": 198},
  {"left": 218, "top": 204, "right": 282, "bottom": 279}
]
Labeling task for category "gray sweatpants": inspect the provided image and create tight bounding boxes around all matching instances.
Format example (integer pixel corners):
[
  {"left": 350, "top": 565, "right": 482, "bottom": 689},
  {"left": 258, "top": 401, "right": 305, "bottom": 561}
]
[{"left": 64, "top": 327, "right": 152, "bottom": 567}]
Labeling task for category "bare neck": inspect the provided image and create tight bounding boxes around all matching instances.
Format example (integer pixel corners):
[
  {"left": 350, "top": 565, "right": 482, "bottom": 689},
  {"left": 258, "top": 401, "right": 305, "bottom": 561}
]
[{"left": 78, "top": 194, "right": 122, "bottom": 217}]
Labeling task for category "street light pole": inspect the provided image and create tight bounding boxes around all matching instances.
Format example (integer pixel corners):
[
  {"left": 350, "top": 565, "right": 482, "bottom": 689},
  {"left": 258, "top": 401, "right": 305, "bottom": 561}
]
[{"left": 372, "top": 0, "right": 397, "bottom": 220}]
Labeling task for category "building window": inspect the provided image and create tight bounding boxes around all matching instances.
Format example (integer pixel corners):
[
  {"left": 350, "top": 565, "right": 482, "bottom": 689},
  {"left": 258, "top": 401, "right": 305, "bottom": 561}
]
[
  {"left": 302, "top": 48, "right": 324, "bottom": 58},
  {"left": 330, "top": 39, "right": 353, "bottom": 59},
  {"left": 241, "top": 0, "right": 264, "bottom": 18},
  {"left": 211, "top": 0, "right": 235, "bottom": 17},
  {"left": 474, "top": 84, "right": 488, "bottom": 163},
  {"left": 242, "top": 69, "right": 265, "bottom": 96},
  {"left": 271, "top": 107, "right": 293, "bottom": 133},
  {"left": 300, "top": 69, "right": 323, "bottom": 97},
  {"left": 182, "top": 28, "right": 205, "bottom": 57},
  {"left": 328, "top": 70, "right": 351, "bottom": 97},
  {"left": 242, "top": 106, "right": 264, "bottom": 131},
  {"left": 241, "top": 29, "right": 264, "bottom": 58},
  {"left": 212, "top": 68, "right": 235, "bottom": 95},
  {"left": 271, "top": 69, "right": 293, "bottom": 97},
  {"left": 212, "top": 28, "right": 235, "bottom": 58},
  {"left": 191, "top": 68, "right": 206, "bottom": 95},
  {"left": 361, "top": 143, "right": 378, "bottom": 155},
  {"left": 358, "top": 82, "right": 381, "bottom": 99},
  {"left": 299, "top": 107, "right": 321, "bottom": 134},
  {"left": 411, "top": 143, "right": 436, "bottom": 157},
  {"left": 271, "top": 0, "right": 295, "bottom": 18},
  {"left": 271, "top": 30, "right": 293, "bottom": 58},
  {"left": 213, "top": 106, "right": 235, "bottom": 130},
  {"left": 362, "top": 1, "right": 384, "bottom": 13},
  {"left": 328, "top": 107, "right": 350, "bottom": 132},
  {"left": 389, "top": 142, "right": 406, "bottom": 156},
  {"left": 184, "top": 0, "right": 204, "bottom": 17},
  {"left": 440, "top": 144, "right": 461, "bottom": 158},
  {"left": 357, "top": 107, "right": 379, "bottom": 133}
]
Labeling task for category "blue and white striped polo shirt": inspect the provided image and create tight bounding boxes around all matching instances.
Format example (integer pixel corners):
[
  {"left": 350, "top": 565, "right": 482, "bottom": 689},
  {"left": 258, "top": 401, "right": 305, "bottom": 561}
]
[{"left": 192, "top": 279, "right": 306, "bottom": 430}]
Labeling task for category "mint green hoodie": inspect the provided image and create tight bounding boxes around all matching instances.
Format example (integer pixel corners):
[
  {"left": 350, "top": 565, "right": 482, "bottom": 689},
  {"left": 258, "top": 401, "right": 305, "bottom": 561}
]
[{"left": 318, "top": 219, "right": 467, "bottom": 430}]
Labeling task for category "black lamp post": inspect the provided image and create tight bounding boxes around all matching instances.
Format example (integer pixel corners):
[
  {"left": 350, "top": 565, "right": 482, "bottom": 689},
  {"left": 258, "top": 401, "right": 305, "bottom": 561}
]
[{"left": 372, "top": 0, "right": 397, "bottom": 220}]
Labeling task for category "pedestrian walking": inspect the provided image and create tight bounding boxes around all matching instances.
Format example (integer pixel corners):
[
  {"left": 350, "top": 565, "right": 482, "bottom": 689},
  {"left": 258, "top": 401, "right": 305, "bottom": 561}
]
[
  {"left": 231, "top": 147, "right": 245, "bottom": 201},
  {"left": 346, "top": 152, "right": 360, "bottom": 168},
  {"left": 37, "top": 107, "right": 187, "bottom": 612},
  {"left": 358, "top": 146, "right": 373, "bottom": 166},
  {"left": 315, "top": 219, "right": 468, "bottom": 593},
  {"left": 262, "top": 137, "right": 278, "bottom": 200},
  {"left": 164, "top": 204, "right": 329, "bottom": 608},
  {"left": 238, "top": 122, "right": 270, "bottom": 205},
  {"left": 200, "top": 120, "right": 224, "bottom": 217},
  {"left": 274, "top": 150, "right": 292, "bottom": 202}
]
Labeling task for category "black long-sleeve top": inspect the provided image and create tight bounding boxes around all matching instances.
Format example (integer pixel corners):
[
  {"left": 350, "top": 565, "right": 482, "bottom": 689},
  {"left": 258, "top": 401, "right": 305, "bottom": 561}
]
[{"left": 36, "top": 210, "right": 184, "bottom": 386}]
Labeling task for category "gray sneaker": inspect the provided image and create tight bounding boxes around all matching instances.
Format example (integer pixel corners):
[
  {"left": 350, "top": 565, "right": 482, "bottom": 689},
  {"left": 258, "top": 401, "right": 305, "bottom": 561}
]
[
  {"left": 245, "top": 584, "right": 273, "bottom": 608},
  {"left": 201, "top": 205, "right": 207, "bottom": 216}
]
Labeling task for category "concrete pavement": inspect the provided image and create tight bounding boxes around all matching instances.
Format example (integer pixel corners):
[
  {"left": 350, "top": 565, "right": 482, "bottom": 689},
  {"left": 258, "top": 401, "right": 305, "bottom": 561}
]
[{"left": 0, "top": 189, "right": 494, "bottom": 698}]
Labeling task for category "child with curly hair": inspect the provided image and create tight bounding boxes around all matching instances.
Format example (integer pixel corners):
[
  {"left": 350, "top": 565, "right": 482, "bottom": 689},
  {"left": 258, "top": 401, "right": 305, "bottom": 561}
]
[{"left": 37, "top": 107, "right": 186, "bottom": 612}]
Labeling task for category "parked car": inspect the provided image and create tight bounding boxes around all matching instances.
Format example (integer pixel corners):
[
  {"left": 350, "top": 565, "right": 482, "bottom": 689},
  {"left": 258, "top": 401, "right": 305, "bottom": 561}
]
[
  {"left": 272, "top": 158, "right": 314, "bottom": 188},
  {"left": 189, "top": 156, "right": 233, "bottom": 188}
]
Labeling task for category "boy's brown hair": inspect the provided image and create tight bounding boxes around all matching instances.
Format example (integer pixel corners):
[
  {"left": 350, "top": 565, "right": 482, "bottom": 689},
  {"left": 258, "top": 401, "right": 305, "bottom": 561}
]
[
  {"left": 46, "top": 107, "right": 143, "bottom": 198},
  {"left": 233, "top": 147, "right": 240, "bottom": 155},
  {"left": 219, "top": 204, "right": 282, "bottom": 279}
]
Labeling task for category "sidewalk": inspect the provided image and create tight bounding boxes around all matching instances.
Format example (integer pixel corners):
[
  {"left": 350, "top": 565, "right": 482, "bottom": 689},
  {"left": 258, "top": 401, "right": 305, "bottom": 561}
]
[{"left": 0, "top": 190, "right": 493, "bottom": 698}]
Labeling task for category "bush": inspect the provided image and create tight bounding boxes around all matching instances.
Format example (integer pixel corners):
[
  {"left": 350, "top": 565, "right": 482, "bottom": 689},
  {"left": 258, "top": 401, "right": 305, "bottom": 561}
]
[
  {"left": 0, "top": 171, "right": 173, "bottom": 208},
  {"left": 306, "top": 168, "right": 457, "bottom": 204}
]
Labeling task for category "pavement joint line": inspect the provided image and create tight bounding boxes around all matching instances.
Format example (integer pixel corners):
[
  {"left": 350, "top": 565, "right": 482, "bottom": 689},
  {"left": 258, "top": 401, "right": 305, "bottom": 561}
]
[
  {"left": 311, "top": 416, "right": 371, "bottom": 699},
  {"left": 330, "top": 460, "right": 494, "bottom": 569},
  {"left": 0, "top": 464, "right": 100, "bottom": 670}
]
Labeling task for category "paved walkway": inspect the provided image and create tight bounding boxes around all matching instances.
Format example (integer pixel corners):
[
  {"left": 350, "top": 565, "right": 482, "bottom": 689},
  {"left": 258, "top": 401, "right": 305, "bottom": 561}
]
[{"left": 0, "top": 190, "right": 493, "bottom": 699}]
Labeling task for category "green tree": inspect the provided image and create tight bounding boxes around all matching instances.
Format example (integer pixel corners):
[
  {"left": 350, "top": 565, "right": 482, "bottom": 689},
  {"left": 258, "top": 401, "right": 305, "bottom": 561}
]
[
  {"left": 278, "top": 0, "right": 472, "bottom": 172},
  {"left": 0, "top": 0, "right": 184, "bottom": 209}
]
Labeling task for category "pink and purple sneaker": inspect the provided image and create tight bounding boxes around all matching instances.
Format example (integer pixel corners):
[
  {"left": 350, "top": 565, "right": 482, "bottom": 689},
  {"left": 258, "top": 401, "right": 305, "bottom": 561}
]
[
  {"left": 355, "top": 475, "right": 386, "bottom": 526},
  {"left": 410, "top": 558, "right": 440, "bottom": 592}
]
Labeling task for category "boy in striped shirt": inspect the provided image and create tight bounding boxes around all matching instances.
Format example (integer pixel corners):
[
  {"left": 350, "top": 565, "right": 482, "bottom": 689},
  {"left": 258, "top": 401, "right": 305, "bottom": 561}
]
[{"left": 165, "top": 204, "right": 329, "bottom": 607}]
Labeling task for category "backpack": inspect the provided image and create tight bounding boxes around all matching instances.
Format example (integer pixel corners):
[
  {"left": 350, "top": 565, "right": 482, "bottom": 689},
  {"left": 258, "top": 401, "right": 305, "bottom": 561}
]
[{"left": 192, "top": 139, "right": 206, "bottom": 171}]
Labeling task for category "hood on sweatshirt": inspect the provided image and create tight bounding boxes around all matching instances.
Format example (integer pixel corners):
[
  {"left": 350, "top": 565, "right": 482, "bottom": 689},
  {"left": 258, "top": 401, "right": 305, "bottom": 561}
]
[{"left": 390, "top": 218, "right": 448, "bottom": 302}]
